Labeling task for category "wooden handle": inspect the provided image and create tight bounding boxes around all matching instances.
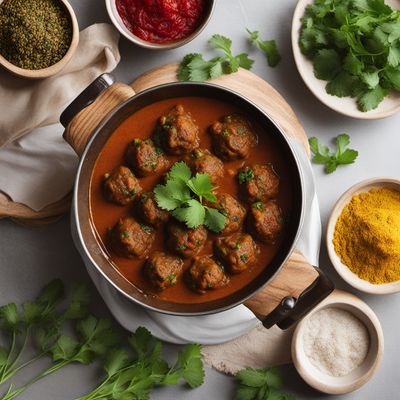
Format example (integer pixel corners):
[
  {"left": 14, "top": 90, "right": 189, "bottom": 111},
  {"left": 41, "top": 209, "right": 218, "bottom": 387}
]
[
  {"left": 63, "top": 83, "right": 135, "bottom": 156},
  {"left": 244, "top": 251, "right": 322, "bottom": 325}
]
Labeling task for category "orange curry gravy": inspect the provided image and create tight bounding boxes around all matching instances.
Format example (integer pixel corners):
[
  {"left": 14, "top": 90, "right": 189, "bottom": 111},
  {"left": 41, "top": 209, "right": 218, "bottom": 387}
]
[{"left": 89, "top": 96, "right": 293, "bottom": 304}]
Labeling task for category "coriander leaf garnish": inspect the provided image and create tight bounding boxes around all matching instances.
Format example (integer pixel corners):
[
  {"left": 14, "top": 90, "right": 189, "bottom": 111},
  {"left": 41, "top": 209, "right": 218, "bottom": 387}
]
[
  {"left": 154, "top": 162, "right": 226, "bottom": 232},
  {"left": 187, "top": 173, "right": 217, "bottom": 203},
  {"left": 204, "top": 207, "right": 227, "bottom": 233},
  {"left": 168, "top": 160, "right": 192, "bottom": 183},
  {"left": 178, "top": 34, "right": 254, "bottom": 82},
  {"left": 247, "top": 29, "right": 281, "bottom": 67},
  {"left": 309, "top": 134, "right": 359, "bottom": 174},
  {"left": 172, "top": 199, "right": 206, "bottom": 229},
  {"left": 299, "top": 0, "right": 400, "bottom": 111},
  {"left": 238, "top": 167, "right": 254, "bottom": 184}
]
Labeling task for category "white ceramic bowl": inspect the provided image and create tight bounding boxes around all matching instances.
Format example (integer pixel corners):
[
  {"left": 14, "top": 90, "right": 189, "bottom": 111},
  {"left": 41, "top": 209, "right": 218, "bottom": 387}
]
[
  {"left": 0, "top": 0, "right": 79, "bottom": 79},
  {"left": 105, "top": 0, "right": 215, "bottom": 50},
  {"left": 292, "top": 290, "right": 384, "bottom": 395},
  {"left": 327, "top": 178, "right": 400, "bottom": 295},
  {"left": 291, "top": 0, "right": 400, "bottom": 119}
]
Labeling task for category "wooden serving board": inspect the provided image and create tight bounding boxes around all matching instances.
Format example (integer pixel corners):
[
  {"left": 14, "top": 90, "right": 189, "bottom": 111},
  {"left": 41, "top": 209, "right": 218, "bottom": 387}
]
[{"left": 0, "top": 64, "right": 309, "bottom": 224}]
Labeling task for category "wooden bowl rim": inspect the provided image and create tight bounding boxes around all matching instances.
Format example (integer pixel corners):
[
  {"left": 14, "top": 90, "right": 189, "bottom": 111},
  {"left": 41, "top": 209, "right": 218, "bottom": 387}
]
[
  {"left": 291, "top": 0, "right": 400, "bottom": 120},
  {"left": 291, "top": 289, "right": 384, "bottom": 395},
  {"left": 326, "top": 177, "right": 400, "bottom": 295},
  {"left": 104, "top": 0, "right": 215, "bottom": 50},
  {"left": 0, "top": 0, "right": 79, "bottom": 79}
]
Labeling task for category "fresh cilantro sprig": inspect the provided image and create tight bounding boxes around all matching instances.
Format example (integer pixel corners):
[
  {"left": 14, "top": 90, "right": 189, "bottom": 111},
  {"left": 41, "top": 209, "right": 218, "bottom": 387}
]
[
  {"left": 154, "top": 161, "right": 227, "bottom": 233},
  {"left": 235, "top": 367, "right": 295, "bottom": 400},
  {"left": 0, "top": 281, "right": 205, "bottom": 400},
  {"left": 247, "top": 29, "right": 281, "bottom": 67},
  {"left": 309, "top": 133, "right": 359, "bottom": 174},
  {"left": 77, "top": 328, "right": 204, "bottom": 400},
  {"left": 178, "top": 34, "right": 254, "bottom": 81},
  {"left": 299, "top": 0, "right": 400, "bottom": 111},
  {"left": 0, "top": 280, "right": 89, "bottom": 392}
]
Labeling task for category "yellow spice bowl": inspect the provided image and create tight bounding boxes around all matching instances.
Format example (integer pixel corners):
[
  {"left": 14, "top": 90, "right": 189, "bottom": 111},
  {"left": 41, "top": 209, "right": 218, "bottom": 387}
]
[{"left": 326, "top": 177, "right": 400, "bottom": 295}]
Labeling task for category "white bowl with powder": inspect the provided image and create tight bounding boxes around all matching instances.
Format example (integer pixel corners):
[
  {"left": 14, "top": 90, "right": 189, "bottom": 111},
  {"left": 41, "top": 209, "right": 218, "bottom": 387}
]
[{"left": 291, "top": 290, "right": 384, "bottom": 395}]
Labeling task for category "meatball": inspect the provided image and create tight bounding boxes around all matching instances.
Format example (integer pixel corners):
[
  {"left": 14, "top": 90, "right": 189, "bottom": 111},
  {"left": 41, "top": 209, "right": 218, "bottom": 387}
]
[
  {"left": 110, "top": 217, "right": 155, "bottom": 259},
  {"left": 167, "top": 221, "right": 207, "bottom": 258},
  {"left": 238, "top": 164, "right": 279, "bottom": 203},
  {"left": 210, "top": 114, "right": 256, "bottom": 161},
  {"left": 248, "top": 201, "right": 284, "bottom": 244},
  {"left": 135, "top": 192, "right": 170, "bottom": 227},
  {"left": 206, "top": 193, "right": 246, "bottom": 235},
  {"left": 144, "top": 251, "right": 183, "bottom": 290},
  {"left": 187, "top": 257, "right": 229, "bottom": 293},
  {"left": 185, "top": 149, "right": 224, "bottom": 185},
  {"left": 214, "top": 233, "right": 258, "bottom": 274},
  {"left": 103, "top": 166, "right": 142, "bottom": 206},
  {"left": 155, "top": 104, "right": 200, "bottom": 155},
  {"left": 125, "top": 138, "right": 169, "bottom": 177}
]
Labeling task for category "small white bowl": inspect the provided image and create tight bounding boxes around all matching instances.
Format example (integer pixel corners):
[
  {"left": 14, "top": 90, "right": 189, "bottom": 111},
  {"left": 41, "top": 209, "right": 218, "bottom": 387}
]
[
  {"left": 291, "top": 0, "right": 400, "bottom": 119},
  {"left": 327, "top": 178, "right": 400, "bottom": 295},
  {"left": 105, "top": 0, "right": 215, "bottom": 50},
  {"left": 0, "top": 0, "right": 79, "bottom": 79},
  {"left": 292, "top": 290, "right": 384, "bottom": 395}
]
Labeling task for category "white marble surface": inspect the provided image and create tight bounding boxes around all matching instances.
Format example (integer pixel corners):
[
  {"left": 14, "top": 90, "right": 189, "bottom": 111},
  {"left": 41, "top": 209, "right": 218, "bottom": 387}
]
[{"left": 0, "top": 0, "right": 399, "bottom": 399}]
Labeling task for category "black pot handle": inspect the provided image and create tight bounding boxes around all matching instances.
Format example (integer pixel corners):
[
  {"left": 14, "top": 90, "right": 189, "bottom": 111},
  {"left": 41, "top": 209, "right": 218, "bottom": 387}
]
[
  {"left": 60, "top": 73, "right": 115, "bottom": 128},
  {"left": 262, "top": 266, "right": 334, "bottom": 329}
]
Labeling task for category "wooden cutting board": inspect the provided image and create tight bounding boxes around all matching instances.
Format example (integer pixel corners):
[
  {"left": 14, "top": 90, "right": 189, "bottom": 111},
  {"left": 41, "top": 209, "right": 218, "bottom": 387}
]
[{"left": 0, "top": 65, "right": 309, "bottom": 224}]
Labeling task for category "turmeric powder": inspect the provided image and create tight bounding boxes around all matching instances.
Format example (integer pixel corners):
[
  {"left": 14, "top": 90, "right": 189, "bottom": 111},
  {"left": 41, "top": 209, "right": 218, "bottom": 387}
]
[{"left": 333, "top": 187, "right": 400, "bottom": 284}]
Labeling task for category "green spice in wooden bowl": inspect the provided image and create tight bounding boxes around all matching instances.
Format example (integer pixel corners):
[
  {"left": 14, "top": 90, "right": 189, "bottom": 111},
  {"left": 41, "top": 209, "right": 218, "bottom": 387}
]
[{"left": 0, "top": 0, "right": 74, "bottom": 71}]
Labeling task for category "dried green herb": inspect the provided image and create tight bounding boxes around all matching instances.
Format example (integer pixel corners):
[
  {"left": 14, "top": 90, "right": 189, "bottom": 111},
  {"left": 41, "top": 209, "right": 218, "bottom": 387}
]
[{"left": 0, "top": 0, "right": 72, "bottom": 70}]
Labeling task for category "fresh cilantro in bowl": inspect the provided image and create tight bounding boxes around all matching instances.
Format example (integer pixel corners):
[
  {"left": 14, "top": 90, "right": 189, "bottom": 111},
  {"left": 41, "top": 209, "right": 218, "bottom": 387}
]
[
  {"left": 299, "top": 0, "right": 400, "bottom": 112},
  {"left": 154, "top": 161, "right": 227, "bottom": 233}
]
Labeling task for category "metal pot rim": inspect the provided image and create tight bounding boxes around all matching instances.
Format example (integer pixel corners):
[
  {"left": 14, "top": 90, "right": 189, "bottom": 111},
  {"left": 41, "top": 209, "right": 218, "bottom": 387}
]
[{"left": 72, "top": 81, "right": 306, "bottom": 316}]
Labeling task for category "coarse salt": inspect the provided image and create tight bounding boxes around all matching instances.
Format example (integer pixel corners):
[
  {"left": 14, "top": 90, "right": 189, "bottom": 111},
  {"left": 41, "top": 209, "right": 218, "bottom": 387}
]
[{"left": 303, "top": 307, "right": 370, "bottom": 377}]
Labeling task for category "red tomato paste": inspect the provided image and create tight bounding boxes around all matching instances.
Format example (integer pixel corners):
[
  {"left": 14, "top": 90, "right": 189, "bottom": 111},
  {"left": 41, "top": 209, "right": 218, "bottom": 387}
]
[{"left": 116, "top": 0, "right": 205, "bottom": 44}]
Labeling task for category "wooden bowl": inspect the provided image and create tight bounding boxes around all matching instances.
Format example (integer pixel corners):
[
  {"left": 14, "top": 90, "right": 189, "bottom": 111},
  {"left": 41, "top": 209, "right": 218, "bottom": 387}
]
[
  {"left": 291, "top": 0, "right": 400, "bottom": 119},
  {"left": 0, "top": 0, "right": 79, "bottom": 79},
  {"left": 105, "top": 0, "right": 215, "bottom": 50},
  {"left": 292, "top": 290, "right": 384, "bottom": 395},
  {"left": 326, "top": 178, "right": 400, "bottom": 294}
]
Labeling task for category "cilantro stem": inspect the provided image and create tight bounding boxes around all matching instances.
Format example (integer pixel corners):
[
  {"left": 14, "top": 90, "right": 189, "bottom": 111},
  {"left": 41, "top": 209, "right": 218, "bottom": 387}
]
[
  {"left": 0, "top": 331, "right": 16, "bottom": 380},
  {"left": 4, "top": 328, "right": 29, "bottom": 375},
  {"left": 1, "top": 360, "right": 70, "bottom": 400}
]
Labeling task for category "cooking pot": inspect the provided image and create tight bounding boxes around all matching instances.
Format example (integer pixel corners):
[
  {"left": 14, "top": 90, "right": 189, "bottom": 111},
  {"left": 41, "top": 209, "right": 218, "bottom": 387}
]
[{"left": 61, "top": 73, "right": 334, "bottom": 330}]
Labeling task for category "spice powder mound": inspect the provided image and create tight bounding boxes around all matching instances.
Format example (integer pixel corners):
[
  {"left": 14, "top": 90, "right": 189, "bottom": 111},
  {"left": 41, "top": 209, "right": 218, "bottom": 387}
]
[
  {"left": 333, "top": 187, "right": 400, "bottom": 284},
  {"left": 303, "top": 307, "right": 370, "bottom": 377},
  {"left": 0, "top": 0, "right": 72, "bottom": 70}
]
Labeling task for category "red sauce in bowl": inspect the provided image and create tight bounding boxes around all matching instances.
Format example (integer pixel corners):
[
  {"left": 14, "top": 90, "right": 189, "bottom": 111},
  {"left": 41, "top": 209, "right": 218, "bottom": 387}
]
[{"left": 116, "top": 0, "right": 206, "bottom": 44}]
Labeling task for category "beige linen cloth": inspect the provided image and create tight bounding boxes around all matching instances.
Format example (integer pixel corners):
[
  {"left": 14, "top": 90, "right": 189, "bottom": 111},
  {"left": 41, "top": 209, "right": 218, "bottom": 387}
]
[
  {"left": 202, "top": 325, "right": 293, "bottom": 374},
  {"left": 0, "top": 23, "right": 120, "bottom": 211}
]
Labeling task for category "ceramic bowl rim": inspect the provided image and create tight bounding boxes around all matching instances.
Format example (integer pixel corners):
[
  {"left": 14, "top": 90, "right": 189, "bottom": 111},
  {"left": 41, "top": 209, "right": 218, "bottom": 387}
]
[
  {"left": 291, "top": 290, "right": 384, "bottom": 395},
  {"left": 291, "top": 0, "right": 400, "bottom": 120},
  {"left": 105, "top": 0, "right": 216, "bottom": 50}
]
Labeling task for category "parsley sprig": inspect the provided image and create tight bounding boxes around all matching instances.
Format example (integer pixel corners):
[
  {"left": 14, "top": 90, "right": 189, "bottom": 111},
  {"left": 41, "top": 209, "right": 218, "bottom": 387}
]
[
  {"left": 154, "top": 162, "right": 227, "bottom": 233},
  {"left": 235, "top": 367, "right": 295, "bottom": 400},
  {"left": 299, "top": 0, "right": 400, "bottom": 111},
  {"left": 247, "top": 29, "right": 281, "bottom": 67},
  {"left": 178, "top": 34, "right": 254, "bottom": 81},
  {"left": 309, "top": 133, "right": 359, "bottom": 174}
]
